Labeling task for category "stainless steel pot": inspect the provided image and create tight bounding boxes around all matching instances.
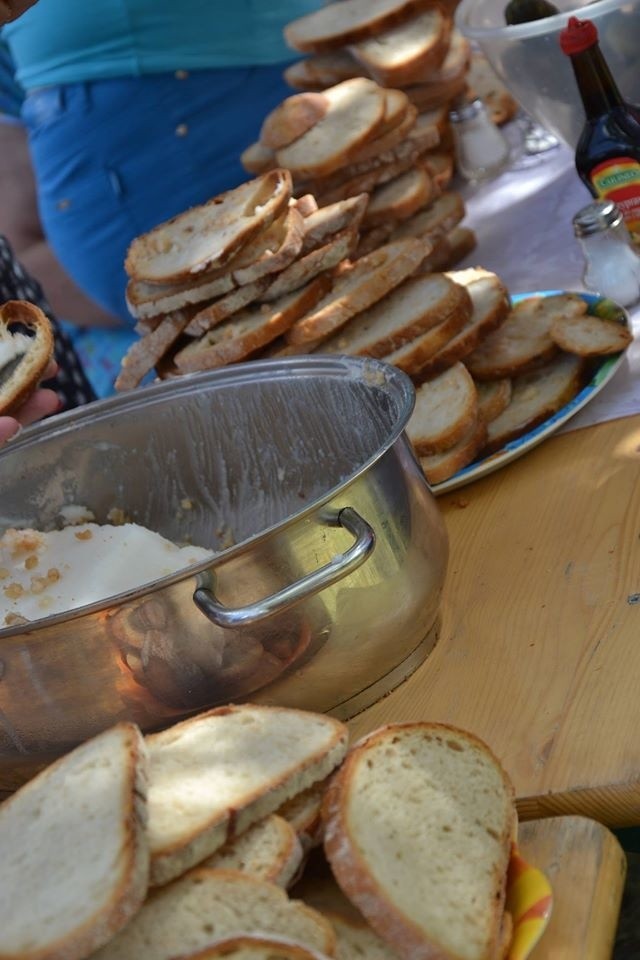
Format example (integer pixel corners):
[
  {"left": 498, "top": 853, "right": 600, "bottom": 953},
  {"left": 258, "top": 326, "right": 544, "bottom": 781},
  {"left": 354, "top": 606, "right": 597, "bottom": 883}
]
[{"left": 0, "top": 356, "right": 448, "bottom": 790}]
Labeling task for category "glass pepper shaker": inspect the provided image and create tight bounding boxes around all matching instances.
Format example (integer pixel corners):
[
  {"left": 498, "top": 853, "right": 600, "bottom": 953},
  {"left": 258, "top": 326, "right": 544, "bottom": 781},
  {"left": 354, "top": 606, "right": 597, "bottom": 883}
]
[
  {"left": 572, "top": 200, "right": 640, "bottom": 307},
  {"left": 449, "top": 98, "right": 511, "bottom": 183}
]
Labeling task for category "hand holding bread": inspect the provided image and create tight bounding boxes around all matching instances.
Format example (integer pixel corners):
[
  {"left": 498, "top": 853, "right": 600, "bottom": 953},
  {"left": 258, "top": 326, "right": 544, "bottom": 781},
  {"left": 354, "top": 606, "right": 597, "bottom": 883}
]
[{"left": 0, "top": 300, "right": 58, "bottom": 443}]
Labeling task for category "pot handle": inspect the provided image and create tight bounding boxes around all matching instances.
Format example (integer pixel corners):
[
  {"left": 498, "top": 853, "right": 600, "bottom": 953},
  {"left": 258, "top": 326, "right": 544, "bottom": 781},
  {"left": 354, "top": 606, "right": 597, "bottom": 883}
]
[{"left": 193, "top": 507, "right": 375, "bottom": 628}]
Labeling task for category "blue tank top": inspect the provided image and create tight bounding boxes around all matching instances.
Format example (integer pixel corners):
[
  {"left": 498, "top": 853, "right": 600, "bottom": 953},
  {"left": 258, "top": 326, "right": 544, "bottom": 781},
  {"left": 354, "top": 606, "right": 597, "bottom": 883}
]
[{"left": 3, "top": 0, "right": 319, "bottom": 90}]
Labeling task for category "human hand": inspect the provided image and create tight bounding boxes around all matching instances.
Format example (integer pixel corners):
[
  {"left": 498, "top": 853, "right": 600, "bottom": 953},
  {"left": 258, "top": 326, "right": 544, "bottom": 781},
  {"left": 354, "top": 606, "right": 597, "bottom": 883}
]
[
  {"left": 0, "top": 360, "right": 60, "bottom": 444},
  {"left": 0, "top": 1, "right": 38, "bottom": 24}
]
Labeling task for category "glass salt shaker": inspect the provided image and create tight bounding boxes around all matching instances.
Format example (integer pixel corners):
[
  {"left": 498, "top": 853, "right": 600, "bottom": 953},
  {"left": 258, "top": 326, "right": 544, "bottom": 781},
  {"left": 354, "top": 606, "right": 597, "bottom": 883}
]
[
  {"left": 573, "top": 200, "right": 640, "bottom": 307},
  {"left": 449, "top": 98, "right": 511, "bottom": 183}
]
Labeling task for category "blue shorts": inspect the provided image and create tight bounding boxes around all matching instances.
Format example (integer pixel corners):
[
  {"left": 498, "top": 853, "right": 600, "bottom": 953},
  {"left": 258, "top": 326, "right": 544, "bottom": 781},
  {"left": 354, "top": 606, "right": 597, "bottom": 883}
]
[{"left": 21, "top": 65, "right": 295, "bottom": 394}]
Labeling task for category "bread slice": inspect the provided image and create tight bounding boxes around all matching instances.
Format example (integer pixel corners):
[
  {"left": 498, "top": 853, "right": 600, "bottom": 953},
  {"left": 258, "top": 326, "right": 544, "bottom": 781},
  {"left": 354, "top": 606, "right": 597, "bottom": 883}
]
[
  {"left": 483, "top": 352, "right": 586, "bottom": 456},
  {"left": 550, "top": 312, "right": 633, "bottom": 356},
  {"left": 301, "top": 195, "right": 369, "bottom": 253},
  {"left": 275, "top": 79, "right": 386, "bottom": 180},
  {"left": 284, "top": 52, "right": 361, "bottom": 91},
  {"left": 406, "top": 362, "right": 479, "bottom": 455},
  {"left": 284, "top": 0, "right": 441, "bottom": 55},
  {"left": 0, "top": 300, "right": 55, "bottom": 416},
  {"left": 263, "top": 228, "right": 357, "bottom": 302},
  {"left": 0, "top": 722, "right": 149, "bottom": 960},
  {"left": 116, "top": 308, "right": 195, "bottom": 391},
  {"left": 420, "top": 414, "right": 488, "bottom": 485},
  {"left": 174, "top": 276, "right": 332, "bottom": 373},
  {"left": 347, "top": 107, "right": 419, "bottom": 167},
  {"left": 125, "top": 170, "right": 291, "bottom": 284},
  {"left": 184, "top": 278, "right": 271, "bottom": 337},
  {"left": 390, "top": 192, "right": 465, "bottom": 245},
  {"left": 126, "top": 271, "right": 237, "bottom": 320},
  {"left": 422, "top": 153, "right": 455, "bottom": 192},
  {"left": 319, "top": 273, "right": 471, "bottom": 359},
  {"left": 260, "top": 93, "right": 330, "bottom": 150},
  {"left": 420, "top": 30, "right": 471, "bottom": 85},
  {"left": 171, "top": 936, "right": 335, "bottom": 960},
  {"left": 241, "top": 141, "right": 277, "bottom": 176},
  {"left": 467, "top": 54, "right": 519, "bottom": 127},
  {"left": 146, "top": 704, "right": 348, "bottom": 886},
  {"left": 292, "top": 194, "right": 319, "bottom": 217},
  {"left": 201, "top": 815, "right": 304, "bottom": 889},
  {"left": 475, "top": 377, "right": 512, "bottom": 424},
  {"left": 278, "top": 781, "right": 327, "bottom": 852},
  {"left": 322, "top": 722, "right": 516, "bottom": 960},
  {"left": 404, "top": 75, "right": 467, "bottom": 113},
  {"left": 419, "top": 224, "right": 475, "bottom": 272},
  {"left": 381, "top": 307, "right": 471, "bottom": 376},
  {"left": 349, "top": 8, "right": 449, "bottom": 87},
  {"left": 91, "top": 869, "right": 336, "bottom": 960},
  {"left": 465, "top": 293, "right": 587, "bottom": 381},
  {"left": 314, "top": 154, "right": 423, "bottom": 208},
  {"left": 364, "top": 168, "right": 433, "bottom": 228},
  {"left": 325, "top": 911, "right": 401, "bottom": 960},
  {"left": 286, "top": 239, "right": 426, "bottom": 346}
]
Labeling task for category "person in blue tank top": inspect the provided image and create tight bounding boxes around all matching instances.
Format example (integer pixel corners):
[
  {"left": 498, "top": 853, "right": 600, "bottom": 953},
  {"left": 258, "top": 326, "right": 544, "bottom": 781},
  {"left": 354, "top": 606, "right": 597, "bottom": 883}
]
[{"left": 1, "top": 0, "right": 321, "bottom": 396}]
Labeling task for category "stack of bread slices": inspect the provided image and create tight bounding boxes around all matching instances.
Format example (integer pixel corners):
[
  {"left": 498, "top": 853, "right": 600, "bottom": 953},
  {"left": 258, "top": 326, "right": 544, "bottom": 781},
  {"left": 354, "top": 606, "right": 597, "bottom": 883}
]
[{"left": 0, "top": 704, "right": 521, "bottom": 960}]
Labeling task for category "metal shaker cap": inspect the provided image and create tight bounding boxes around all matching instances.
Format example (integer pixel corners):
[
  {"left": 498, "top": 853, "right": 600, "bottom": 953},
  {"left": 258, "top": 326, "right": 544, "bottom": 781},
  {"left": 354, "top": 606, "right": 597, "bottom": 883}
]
[
  {"left": 449, "top": 98, "right": 486, "bottom": 124},
  {"left": 573, "top": 200, "right": 623, "bottom": 237}
]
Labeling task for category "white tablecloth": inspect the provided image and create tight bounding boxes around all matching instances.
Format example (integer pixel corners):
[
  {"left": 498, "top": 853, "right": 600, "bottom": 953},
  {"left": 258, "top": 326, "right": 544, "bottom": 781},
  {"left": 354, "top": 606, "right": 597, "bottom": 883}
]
[{"left": 456, "top": 143, "right": 640, "bottom": 433}]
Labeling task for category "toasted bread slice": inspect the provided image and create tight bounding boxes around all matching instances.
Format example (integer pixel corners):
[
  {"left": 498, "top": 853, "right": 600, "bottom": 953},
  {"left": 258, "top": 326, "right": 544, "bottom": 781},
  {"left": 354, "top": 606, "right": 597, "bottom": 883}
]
[
  {"left": 406, "top": 362, "right": 479, "bottom": 455},
  {"left": 278, "top": 781, "right": 327, "bottom": 852},
  {"left": 320, "top": 273, "right": 471, "bottom": 359},
  {"left": 467, "top": 54, "right": 519, "bottom": 126},
  {"left": 382, "top": 307, "right": 471, "bottom": 375},
  {"left": 483, "top": 352, "right": 586, "bottom": 456},
  {"left": 91, "top": 870, "right": 336, "bottom": 960},
  {"left": 419, "top": 224, "right": 476, "bottom": 272},
  {"left": 260, "top": 93, "right": 330, "bottom": 150},
  {"left": 0, "top": 722, "right": 149, "bottom": 960},
  {"left": 354, "top": 224, "right": 398, "bottom": 259},
  {"left": 146, "top": 704, "right": 348, "bottom": 886},
  {"left": 419, "top": 30, "right": 471, "bottom": 85},
  {"left": 241, "top": 142, "right": 277, "bottom": 175},
  {"left": 420, "top": 414, "right": 488, "bottom": 485},
  {"left": 322, "top": 723, "right": 516, "bottom": 960},
  {"left": 475, "top": 377, "right": 512, "bottom": 424},
  {"left": 0, "top": 300, "right": 55, "bottom": 416},
  {"left": 284, "top": 52, "right": 361, "bottom": 91},
  {"left": 229, "top": 208, "right": 306, "bottom": 286},
  {"left": 404, "top": 75, "right": 467, "bottom": 112},
  {"left": 364, "top": 167, "right": 433, "bottom": 228},
  {"left": 275, "top": 79, "right": 386, "bottom": 180},
  {"left": 126, "top": 272, "right": 237, "bottom": 320},
  {"left": 263, "top": 228, "right": 357, "bottom": 302},
  {"left": 550, "top": 312, "right": 632, "bottom": 356},
  {"left": 301, "top": 195, "right": 369, "bottom": 253},
  {"left": 286, "top": 239, "right": 425, "bottom": 346},
  {"left": 172, "top": 937, "right": 335, "bottom": 960},
  {"left": 413, "top": 269, "right": 511, "bottom": 381},
  {"left": 465, "top": 293, "right": 587, "bottom": 381},
  {"left": 316, "top": 154, "right": 423, "bottom": 207},
  {"left": 175, "top": 276, "right": 331, "bottom": 373},
  {"left": 350, "top": 8, "right": 449, "bottom": 88},
  {"left": 391, "top": 192, "right": 465, "bottom": 245},
  {"left": 422, "top": 152, "right": 455, "bottom": 191},
  {"left": 116, "top": 309, "right": 195, "bottom": 391},
  {"left": 201, "top": 815, "right": 304, "bottom": 889},
  {"left": 184, "top": 278, "right": 271, "bottom": 337},
  {"left": 285, "top": 0, "right": 441, "bottom": 54},
  {"left": 125, "top": 170, "right": 291, "bottom": 284},
  {"left": 347, "top": 106, "right": 419, "bottom": 167}
]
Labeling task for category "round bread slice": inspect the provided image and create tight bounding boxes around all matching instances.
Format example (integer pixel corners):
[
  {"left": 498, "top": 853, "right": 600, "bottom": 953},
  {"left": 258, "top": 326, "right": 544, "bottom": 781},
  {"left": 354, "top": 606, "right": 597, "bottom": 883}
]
[
  {"left": 550, "top": 312, "right": 633, "bottom": 356},
  {"left": 0, "top": 300, "right": 55, "bottom": 416},
  {"left": 125, "top": 169, "right": 291, "bottom": 284},
  {"left": 391, "top": 192, "right": 466, "bottom": 245},
  {"left": 263, "top": 227, "right": 358, "bottom": 302},
  {"left": 349, "top": 8, "right": 449, "bottom": 88},
  {"left": 475, "top": 377, "right": 512, "bottom": 424},
  {"left": 116, "top": 308, "right": 196, "bottom": 391},
  {"left": 277, "top": 780, "right": 327, "bottom": 852},
  {"left": 420, "top": 414, "right": 488, "bottom": 485},
  {"left": 0, "top": 722, "right": 149, "bottom": 960},
  {"left": 418, "top": 225, "right": 476, "bottom": 274},
  {"left": 284, "top": 0, "right": 441, "bottom": 55},
  {"left": 300, "top": 195, "right": 369, "bottom": 254},
  {"left": 170, "top": 936, "right": 334, "bottom": 960},
  {"left": 382, "top": 307, "right": 470, "bottom": 376},
  {"left": 284, "top": 52, "right": 361, "bottom": 91},
  {"left": 404, "top": 74, "right": 468, "bottom": 113},
  {"left": 285, "top": 239, "right": 426, "bottom": 346},
  {"left": 323, "top": 911, "right": 400, "bottom": 960},
  {"left": 184, "top": 277, "right": 271, "bottom": 337},
  {"left": 275, "top": 79, "right": 386, "bottom": 180},
  {"left": 260, "top": 93, "right": 330, "bottom": 150},
  {"left": 241, "top": 142, "right": 277, "bottom": 175},
  {"left": 364, "top": 167, "right": 434, "bottom": 229},
  {"left": 406, "top": 362, "right": 479, "bottom": 456},
  {"left": 347, "top": 105, "right": 418, "bottom": 167},
  {"left": 322, "top": 722, "right": 516, "bottom": 960},
  {"left": 201, "top": 815, "right": 304, "bottom": 889}
]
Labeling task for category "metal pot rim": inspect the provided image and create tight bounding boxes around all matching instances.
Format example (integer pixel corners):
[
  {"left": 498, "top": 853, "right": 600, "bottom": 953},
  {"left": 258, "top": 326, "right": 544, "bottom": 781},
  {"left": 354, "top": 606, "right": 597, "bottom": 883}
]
[{"left": 0, "top": 356, "right": 416, "bottom": 638}]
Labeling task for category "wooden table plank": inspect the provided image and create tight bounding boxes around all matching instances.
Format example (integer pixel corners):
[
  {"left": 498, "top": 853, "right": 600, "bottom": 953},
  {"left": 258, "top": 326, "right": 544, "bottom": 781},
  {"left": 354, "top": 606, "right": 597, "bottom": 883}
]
[{"left": 349, "top": 415, "right": 640, "bottom": 826}]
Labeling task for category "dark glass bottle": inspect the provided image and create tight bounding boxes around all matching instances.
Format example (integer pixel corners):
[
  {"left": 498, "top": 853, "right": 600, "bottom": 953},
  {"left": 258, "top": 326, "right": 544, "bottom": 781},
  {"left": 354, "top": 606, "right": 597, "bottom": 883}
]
[
  {"left": 560, "top": 16, "right": 640, "bottom": 248},
  {"left": 504, "top": 0, "right": 559, "bottom": 26}
]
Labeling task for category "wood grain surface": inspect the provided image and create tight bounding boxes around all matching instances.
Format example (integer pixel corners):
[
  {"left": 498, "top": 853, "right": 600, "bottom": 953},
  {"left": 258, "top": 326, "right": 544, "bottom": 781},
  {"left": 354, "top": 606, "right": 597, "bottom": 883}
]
[{"left": 349, "top": 414, "right": 640, "bottom": 826}]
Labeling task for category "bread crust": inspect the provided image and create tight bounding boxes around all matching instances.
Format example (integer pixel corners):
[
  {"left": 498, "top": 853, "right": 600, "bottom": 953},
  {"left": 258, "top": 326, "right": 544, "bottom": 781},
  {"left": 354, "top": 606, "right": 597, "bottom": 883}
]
[
  {"left": 0, "top": 300, "right": 55, "bottom": 417},
  {"left": 260, "top": 93, "right": 330, "bottom": 151}
]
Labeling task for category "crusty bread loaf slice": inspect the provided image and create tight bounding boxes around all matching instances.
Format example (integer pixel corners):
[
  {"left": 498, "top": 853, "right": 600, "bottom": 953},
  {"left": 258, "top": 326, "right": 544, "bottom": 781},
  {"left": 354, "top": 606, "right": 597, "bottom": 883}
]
[
  {"left": 184, "top": 278, "right": 271, "bottom": 337},
  {"left": 286, "top": 239, "right": 425, "bottom": 346},
  {"left": 419, "top": 224, "right": 475, "bottom": 273},
  {"left": 175, "top": 275, "right": 332, "bottom": 373},
  {"left": 284, "top": 52, "right": 361, "bottom": 91},
  {"left": 146, "top": 704, "right": 348, "bottom": 886},
  {"left": 465, "top": 293, "right": 587, "bottom": 381},
  {"left": 364, "top": 168, "right": 433, "bottom": 228},
  {"left": 324, "top": 911, "right": 401, "bottom": 960},
  {"left": 405, "top": 76, "right": 467, "bottom": 113},
  {"left": 418, "top": 30, "right": 471, "bottom": 85},
  {"left": 278, "top": 780, "right": 327, "bottom": 852},
  {"left": 116, "top": 308, "right": 195, "bottom": 391},
  {"left": 228, "top": 208, "right": 306, "bottom": 287},
  {"left": 406, "top": 362, "right": 479, "bottom": 455},
  {"left": 261, "top": 93, "right": 330, "bottom": 150},
  {"left": 284, "top": 0, "right": 441, "bottom": 54},
  {"left": 126, "top": 271, "right": 237, "bottom": 320},
  {"left": 349, "top": 8, "right": 449, "bottom": 88},
  {"left": 483, "top": 352, "right": 586, "bottom": 456},
  {"left": 373, "top": 87, "right": 414, "bottom": 138},
  {"left": 322, "top": 722, "right": 516, "bottom": 960},
  {"left": 382, "top": 307, "right": 470, "bottom": 376},
  {"left": 263, "top": 228, "right": 357, "bottom": 302},
  {"left": 391, "top": 192, "right": 465, "bottom": 245},
  {"left": 201, "top": 815, "right": 304, "bottom": 889},
  {"left": 171, "top": 936, "right": 335, "bottom": 960},
  {"left": 475, "top": 377, "right": 512, "bottom": 424},
  {"left": 550, "top": 312, "right": 633, "bottom": 356},
  {"left": 422, "top": 152, "right": 455, "bottom": 192},
  {"left": 241, "top": 142, "right": 277, "bottom": 176},
  {"left": 0, "top": 300, "right": 55, "bottom": 416},
  {"left": 0, "top": 722, "right": 149, "bottom": 960},
  {"left": 319, "top": 273, "right": 471, "bottom": 359},
  {"left": 275, "top": 79, "right": 386, "bottom": 180},
  {"left": 301, "top": 195, "right": 369, "bottom": 253},
  {"left": 125, "top": 170, "right": 291, "bottom": 284},
  {"left": 347, "top": 107, "right": 418, "bottom": 168},
  {"left": 91, "top": 869, "right": 336, "bottom": 960},
  {"left": 420, "top": 414, "right": 488, "bottom": 485}
]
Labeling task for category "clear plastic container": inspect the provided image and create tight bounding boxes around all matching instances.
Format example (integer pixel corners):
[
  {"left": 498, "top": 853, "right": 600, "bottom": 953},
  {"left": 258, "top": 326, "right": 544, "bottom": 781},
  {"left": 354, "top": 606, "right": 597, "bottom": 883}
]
[{"left": 455, "top": 0, "right": 640, "bottom": 149}]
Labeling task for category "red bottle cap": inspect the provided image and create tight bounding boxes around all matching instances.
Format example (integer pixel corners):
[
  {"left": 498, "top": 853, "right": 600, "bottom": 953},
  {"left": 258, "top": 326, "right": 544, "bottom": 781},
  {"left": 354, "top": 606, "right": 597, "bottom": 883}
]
[{"left": 559, "top": 16, "right": 599, "bottom": 55}]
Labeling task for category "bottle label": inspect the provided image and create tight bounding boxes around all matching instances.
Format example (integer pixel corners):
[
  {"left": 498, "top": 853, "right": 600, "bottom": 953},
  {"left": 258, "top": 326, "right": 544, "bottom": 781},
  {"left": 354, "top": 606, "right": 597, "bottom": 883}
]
[{"left": 591, "top": 157, "right": 640, "bottom": 245}]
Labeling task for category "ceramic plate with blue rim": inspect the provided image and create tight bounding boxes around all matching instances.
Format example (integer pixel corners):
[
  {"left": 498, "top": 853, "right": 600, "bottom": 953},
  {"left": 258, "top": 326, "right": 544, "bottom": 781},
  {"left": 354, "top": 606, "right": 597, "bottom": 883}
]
[{"left": 433, "top": 290, "right": 631, "bottom": 496}]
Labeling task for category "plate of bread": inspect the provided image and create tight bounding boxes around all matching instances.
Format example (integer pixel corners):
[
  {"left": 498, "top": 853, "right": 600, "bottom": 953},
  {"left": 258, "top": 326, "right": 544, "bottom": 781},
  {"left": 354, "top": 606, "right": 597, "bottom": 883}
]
[{"left": 0, "top": 705, "right": 552, "bottom": 960}]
